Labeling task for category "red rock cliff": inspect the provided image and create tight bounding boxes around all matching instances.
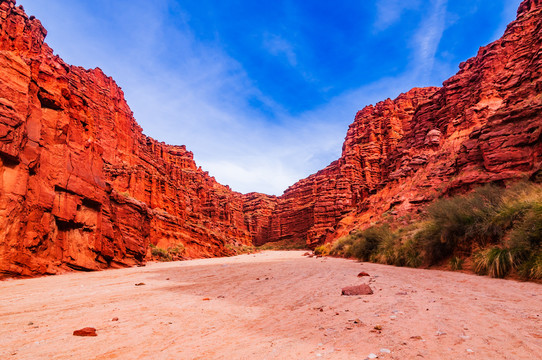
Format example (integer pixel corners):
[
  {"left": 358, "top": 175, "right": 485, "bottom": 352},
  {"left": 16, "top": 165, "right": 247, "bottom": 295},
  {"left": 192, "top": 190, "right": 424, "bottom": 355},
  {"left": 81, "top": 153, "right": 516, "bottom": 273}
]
[
  {"left": 257, "top": 0, "right": 542, "bottom": 246},
  {"left": 1, "top": 0, "right": 541, "bottom": 276},
  {"left": 0, "top": 0, "right": 271, "bottom": 277}
]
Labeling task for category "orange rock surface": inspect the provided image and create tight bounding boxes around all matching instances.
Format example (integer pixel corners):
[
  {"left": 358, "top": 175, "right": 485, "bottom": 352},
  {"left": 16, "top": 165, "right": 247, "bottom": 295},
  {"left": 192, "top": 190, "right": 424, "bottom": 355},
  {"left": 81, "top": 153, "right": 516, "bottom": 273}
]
[
  {"left": 0, "top": 0, "right": 264, "bottom": 277},
  {"left": 264, "top": 0, "right": 542, "bottom": 244},
  {"left": 1, "top": 0, "right": 541, "bottom": 276}
]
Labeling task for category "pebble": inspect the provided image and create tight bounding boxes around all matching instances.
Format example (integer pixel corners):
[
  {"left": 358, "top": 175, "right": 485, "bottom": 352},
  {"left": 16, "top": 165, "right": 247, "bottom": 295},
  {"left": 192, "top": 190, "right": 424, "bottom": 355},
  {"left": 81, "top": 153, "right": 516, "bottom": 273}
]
[
  {"left": 368, "top": 353, "right": 378, "bottom": 359},
  {"left": 466, "top": 349, "right": 474, "bottom": 353},
  {"left": 73, "top": 327, "right": 97, "bottom": 337},
  {"left": 436, "top": 330, "right": 447, "bottom": 336},
  {"left": 380, "top": 348, "right": 391, "bottom": 353},
  {"left": 134, "top": 282, "right": 145, "bottom": 286}
]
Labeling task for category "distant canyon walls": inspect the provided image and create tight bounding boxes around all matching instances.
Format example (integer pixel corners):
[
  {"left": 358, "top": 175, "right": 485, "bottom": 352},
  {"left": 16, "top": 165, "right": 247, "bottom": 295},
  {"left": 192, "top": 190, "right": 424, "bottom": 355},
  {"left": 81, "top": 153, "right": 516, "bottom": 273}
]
[{"left": 1, "top": 0, "right": 541, "bottom": 276}]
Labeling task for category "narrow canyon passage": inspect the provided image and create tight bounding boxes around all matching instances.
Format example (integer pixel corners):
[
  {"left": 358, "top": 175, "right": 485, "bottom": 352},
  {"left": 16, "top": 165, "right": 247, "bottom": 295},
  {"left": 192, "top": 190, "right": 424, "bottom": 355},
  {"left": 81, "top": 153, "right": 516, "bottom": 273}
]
[{"left": 0, "top": 251, "right": 540, "bottom": 359}]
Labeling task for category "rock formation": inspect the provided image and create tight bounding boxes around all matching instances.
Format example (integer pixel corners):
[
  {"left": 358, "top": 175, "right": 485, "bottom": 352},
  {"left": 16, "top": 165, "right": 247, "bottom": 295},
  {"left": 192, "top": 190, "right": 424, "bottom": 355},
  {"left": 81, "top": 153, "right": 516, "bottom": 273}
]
[
  {"left": 0, "top": 0, "right": 268, "bottom": 277},
  {"left": 263, "top": 0, "right": 542, "bottom": 243},
  {"left": 1, "top": 0, "right": 541, "bottom": 277}
]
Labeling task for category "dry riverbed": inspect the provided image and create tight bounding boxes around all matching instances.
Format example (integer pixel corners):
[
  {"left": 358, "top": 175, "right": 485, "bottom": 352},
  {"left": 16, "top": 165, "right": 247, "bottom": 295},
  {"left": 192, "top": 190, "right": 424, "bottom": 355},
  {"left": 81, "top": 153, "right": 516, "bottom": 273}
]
[{"left": 0, "top": 251, "right": 540, "bottom": 359}]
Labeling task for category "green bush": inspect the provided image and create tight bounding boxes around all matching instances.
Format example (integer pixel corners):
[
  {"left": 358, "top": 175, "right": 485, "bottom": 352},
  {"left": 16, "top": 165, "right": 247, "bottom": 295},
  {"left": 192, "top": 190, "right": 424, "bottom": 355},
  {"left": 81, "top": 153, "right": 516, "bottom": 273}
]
[
  {"left": 449, "top": 256, "right": 464, "bottom": 271},
  {"left": 149, "top": 242, "right": 186, "bottom": 261},
  {"left": 329, "top": 235, "right": 355, "bottom": 257},
  {"left": 225, "top": 244, "right": 256, "bottom": 255},
  {"left": 473, "top": 247, "right": 518, "bottom": 278},
  {"left": 518, "top": 251, "right": 542, "bottom": 280},
  {"left": 324, "top": 181, "right": 542, "bottom": 280},
  {"left": 416, "top": 185, "right": 505, "bottom": 265},
  {"left": 150, "top": 244, "right": 172, "bottom": 261},
  {"left": 168, "top": 243, "right": 185, "bottom": 256},
  {"left": 314, "top": 243, "right": 331, "bottom": 256},
  {"left": 330, "top": 224, "right": 395, "bottom": 261}
]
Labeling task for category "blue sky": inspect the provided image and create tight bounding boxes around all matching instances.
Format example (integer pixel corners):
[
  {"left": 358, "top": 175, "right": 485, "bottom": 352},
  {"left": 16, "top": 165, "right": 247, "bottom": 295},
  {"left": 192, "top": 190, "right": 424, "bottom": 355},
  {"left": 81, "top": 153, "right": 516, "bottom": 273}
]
[{"left": 21, "top": 0, "right": 518, "bottom": 195}]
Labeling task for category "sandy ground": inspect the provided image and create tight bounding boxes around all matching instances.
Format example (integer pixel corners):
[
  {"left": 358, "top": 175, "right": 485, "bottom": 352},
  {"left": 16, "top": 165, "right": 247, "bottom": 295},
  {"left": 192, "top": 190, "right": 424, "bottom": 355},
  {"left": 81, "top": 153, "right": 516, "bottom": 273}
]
[{"left": 0, "top": 251, "right": 540, "bottom": 360}]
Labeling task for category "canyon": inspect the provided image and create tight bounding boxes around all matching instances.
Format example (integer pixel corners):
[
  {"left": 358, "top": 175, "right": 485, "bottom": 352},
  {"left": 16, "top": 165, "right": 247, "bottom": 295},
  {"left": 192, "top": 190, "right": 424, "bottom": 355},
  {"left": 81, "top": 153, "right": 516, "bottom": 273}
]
[{"left": 1, "top": 0, "right": 541, "bottom": 277}]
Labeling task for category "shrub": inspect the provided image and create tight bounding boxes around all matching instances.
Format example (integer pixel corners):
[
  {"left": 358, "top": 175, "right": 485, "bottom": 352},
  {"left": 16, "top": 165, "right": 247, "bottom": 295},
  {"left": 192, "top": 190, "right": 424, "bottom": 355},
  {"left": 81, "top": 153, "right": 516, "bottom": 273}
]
[
  {"left": 150, "top": 244, "right": 172, "bottom": 261},
  {"left": 314, "top": 243, "right": 331, "bottom": 256},
  {"left": 149, "top": 242, "right": 186, "bottom": 261},
  {"left": 258, "top": 239, "right": 308, "bottom": 250},
  {"left": 225, "top": 244, "right": 256, "bottom": 255},
  {"left": 417, "top": 185, "right": 505, "bottom": 265},
  {"left": 327, "top": 181, "right": 542, "bottom": 280},
  {"left": 329, "top": 235, "right": 355, "bottom": 257},
  {"left": 518, "top": 251, "right": 542, "bottom": 280},
  {"left": 473, "top": 247, "right": 517, "bottom": 278},
  {"left": 351, "top": 224, "right": 394, "bottom": 261},
  {"left": 449, "top": 256, "right": 463, "bottom": 271}
]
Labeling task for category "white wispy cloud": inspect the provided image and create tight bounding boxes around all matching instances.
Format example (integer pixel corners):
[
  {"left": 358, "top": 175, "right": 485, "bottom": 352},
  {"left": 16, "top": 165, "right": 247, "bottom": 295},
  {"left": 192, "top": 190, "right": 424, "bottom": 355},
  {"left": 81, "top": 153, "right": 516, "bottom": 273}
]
[
  {"left": 409, "top": 0, "right": 448, "bottom": 82},
  {"left": 262, "top": 33, "right": 298, "bottom": 67},
  {"left": 374, "top": 0, "right": 421, "bottom": 31},
  {"left": 20, "top": 0, "right": 472, "bottom": 196}
]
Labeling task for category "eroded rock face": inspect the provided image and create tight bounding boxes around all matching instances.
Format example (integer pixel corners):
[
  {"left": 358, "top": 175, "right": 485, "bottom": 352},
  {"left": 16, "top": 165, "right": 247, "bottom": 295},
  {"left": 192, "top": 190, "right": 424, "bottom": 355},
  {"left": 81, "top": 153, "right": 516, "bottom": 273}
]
[
  {"left": 1, "top": 0, "right": 541, "bottom": 276},
  {"left": 0, "top": 0, "right": 268, "bottom": 277},
  {"left": 263, "top": 0, "right": 542, "bottom": 244}
]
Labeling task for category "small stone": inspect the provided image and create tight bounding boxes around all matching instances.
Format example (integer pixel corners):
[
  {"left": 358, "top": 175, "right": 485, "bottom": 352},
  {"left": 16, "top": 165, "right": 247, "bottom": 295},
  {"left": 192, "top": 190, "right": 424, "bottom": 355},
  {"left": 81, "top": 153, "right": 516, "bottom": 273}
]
[
  {"left": 368, "top": 353, "right": 378, "bottom": 359},
  {"left": 357, "top": 271, "right": 370, "bottom": 277},
  {"left": 27, "top": 322, "right": 33, "bottom": 325},
  {"left": 374, "top": 325, "right": 383, "bottom": 331},
  {"left": 135, "top": 283, "right": 145, "bottom": 286},
  {"left": 466, "top": 349, "right": 474, "bottom": 353},
  {"left": 436, "top": 330, "right": 447, "bottom": 336},
  {"left": 341, "top": 284, "right": 373, "bottom": 296},
  {"left": 380, "top": 348, "right": 391, "bottom": 353},
  {"left": 410, "top": 336, "right": 423, "bottom": 340},
  {"left": 202, "top": 297, "right": 211, "bottom": 301},
  {"left": 111, "top": 317, "right": 119, "bottom": 321},
  {"left": 390, "top": 315, "right": 397, "bottom": 320},
  {"left": 73, "top": 327, "right": 97, "bottom": 337}
]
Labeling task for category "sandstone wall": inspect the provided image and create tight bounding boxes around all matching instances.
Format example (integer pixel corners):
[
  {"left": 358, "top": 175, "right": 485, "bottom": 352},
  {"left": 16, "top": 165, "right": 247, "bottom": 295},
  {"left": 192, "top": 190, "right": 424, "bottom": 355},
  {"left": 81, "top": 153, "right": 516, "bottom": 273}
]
[
  {"left": 0, "top": 0, "right": 271, "bottom": 277},
  {"left": 1, "top": 0, "right": 541, "bottom": 276}
]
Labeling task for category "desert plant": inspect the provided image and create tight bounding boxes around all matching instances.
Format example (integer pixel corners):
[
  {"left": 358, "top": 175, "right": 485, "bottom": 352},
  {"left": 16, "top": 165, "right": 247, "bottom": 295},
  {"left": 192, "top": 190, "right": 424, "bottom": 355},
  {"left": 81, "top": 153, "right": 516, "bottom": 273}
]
[
  {"left": 150, "top": 244, "right": 172, "bottom": 261},
  {"left": 258, "top": 239, "right": 308, "bottom": 250},
  {"left": 416, "top": 185, "right": 506, "bottom": 264},
  {"left": 518, "top": 251, "right": 542, "bottom": 280},
  {"left": 329, "top": 235, "right": 356, "bottom": 257},
  {"left": 314, "top": 243, "right": 331, "bottom": 256},
  {"left": 449, "top": 256, "right": 464, "bottom": 271},
  {"left": 225, "top": 243, "right": 256, "bottom": 255},
  {"left": 168, "top": 243, "right": 185, "bottom": 256},
  {"left": 473, "top": 247, "right": 517, "bottom": 278},
  {"left": 350, "top": 224, "right": 394, "bottom": 261}
]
